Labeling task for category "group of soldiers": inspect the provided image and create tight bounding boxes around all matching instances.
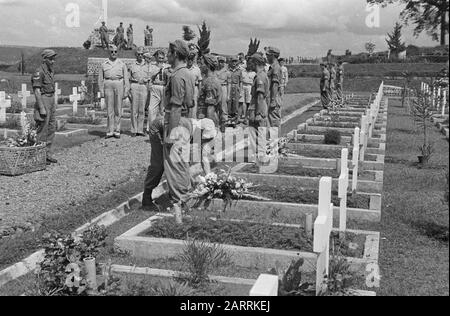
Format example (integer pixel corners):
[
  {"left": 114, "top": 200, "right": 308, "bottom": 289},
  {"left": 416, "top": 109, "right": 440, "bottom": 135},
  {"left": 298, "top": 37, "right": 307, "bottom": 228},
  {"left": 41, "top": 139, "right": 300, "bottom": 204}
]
[
  {"left": 320, "top": 61, "right": 345, "bottom": 109},
  {"left": 99, "top": 21, "right": 153, "bottom": 50}
]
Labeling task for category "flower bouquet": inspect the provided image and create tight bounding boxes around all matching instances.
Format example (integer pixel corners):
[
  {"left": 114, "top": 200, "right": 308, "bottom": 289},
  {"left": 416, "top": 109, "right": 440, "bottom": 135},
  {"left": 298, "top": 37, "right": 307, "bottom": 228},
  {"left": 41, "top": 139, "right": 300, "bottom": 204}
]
[{"left": 190, "top": 169, "right": 269, "bottom": 213}]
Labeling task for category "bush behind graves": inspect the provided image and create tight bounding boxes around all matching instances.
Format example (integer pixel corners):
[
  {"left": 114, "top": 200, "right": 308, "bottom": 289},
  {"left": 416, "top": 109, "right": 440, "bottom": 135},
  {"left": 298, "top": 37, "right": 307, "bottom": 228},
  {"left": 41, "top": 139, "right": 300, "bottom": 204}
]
[{"left": 324, "top": 129, "right": 342, "bottom": 145}]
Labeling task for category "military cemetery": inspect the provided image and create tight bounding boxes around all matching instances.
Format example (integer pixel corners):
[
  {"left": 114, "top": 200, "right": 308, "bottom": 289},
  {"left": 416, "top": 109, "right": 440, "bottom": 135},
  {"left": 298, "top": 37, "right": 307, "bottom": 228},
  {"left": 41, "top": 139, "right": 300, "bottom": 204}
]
[{"left": 0, "top": 0, "right": 448, "bottom": 301}]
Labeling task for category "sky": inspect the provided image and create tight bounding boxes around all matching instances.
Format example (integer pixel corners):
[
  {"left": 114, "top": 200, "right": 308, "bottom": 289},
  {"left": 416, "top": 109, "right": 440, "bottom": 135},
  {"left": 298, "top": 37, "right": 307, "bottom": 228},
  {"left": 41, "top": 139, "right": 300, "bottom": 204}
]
[{"left": 0, "top": 0, "right": 438, "bottom": 57}]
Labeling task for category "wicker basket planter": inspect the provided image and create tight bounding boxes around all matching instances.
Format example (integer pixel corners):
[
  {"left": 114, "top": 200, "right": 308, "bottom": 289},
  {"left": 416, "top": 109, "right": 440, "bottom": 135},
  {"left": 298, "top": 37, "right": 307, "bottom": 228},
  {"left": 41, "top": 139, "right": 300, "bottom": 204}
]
[{"left": 0, "top": 144, "right": 47, "bottom": 176}]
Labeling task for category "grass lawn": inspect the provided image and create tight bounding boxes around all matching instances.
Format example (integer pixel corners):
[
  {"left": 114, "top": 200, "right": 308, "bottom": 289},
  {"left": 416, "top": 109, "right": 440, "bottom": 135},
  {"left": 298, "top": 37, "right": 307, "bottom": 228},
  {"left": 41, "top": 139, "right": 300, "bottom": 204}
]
[
  {"left": 364, "top": 99, "right": 449, "bottom": 296},
  {"left": 282, "top": 93, "right": 319, "bottom": 117}
]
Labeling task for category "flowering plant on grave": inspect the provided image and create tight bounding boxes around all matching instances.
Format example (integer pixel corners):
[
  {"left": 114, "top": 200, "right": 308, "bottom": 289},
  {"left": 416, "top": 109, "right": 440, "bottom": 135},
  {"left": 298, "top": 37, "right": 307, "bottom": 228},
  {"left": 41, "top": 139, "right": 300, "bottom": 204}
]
[
  {"left": 190, "top": 169, "right": 255, "bottom": 213},
  {"left": 0, "top": 114, "right": 42, "bottom": 148},
  {"left": 265, "top": 137, "right": 290, "bottom": 158}
]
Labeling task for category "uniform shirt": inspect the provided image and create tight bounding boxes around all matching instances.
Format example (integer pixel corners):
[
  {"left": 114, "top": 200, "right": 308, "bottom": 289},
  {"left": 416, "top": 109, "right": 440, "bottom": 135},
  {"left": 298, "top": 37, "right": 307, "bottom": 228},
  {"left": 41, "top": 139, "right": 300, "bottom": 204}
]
[
  {"left": 31, "top": 64, "right": 55, "bottom": 95},
  {"left": 216, "top": 68, "right": 231, "bottom": 86},
  {"left": 199, "top": 75, "right": 222, "bottom": 107},
  {"left": 188, "top": 65, "right": 202, "bottom": 87},
  {"left": 116, "top": 26, "right": 125, "bottom": 35},
  {"left": 127, "top": 27, "right": 133, "bottom": 36},
  {"left": 128, "top": 60, "right": 149, "bottom": 84},
  {"left": 100, "top": 25, "right": 108, "bottom": 34},
  {"left": 241, "top": 70, "right": 256, "bottom": 85},
  {"left": 98, "top": 58, "right": 129, "bottom": 93},
  {"left": 336, "top": 66, "right": 344, "bottom": 85},
  {"left": 329, "top": 67, "right": 336, "bottom": 89},
  {"left": 320, "top": 68, "right": 330, "bottom": 91},
  {"left": 281, "top": 66, "right": 289, "bottom": 87},
  {"left": 229, "top": 67, "right": 242, "bottom": 86},
  {"left": 165, "top": 64, "right": 195, "bottom": 112},
  {"left": 268, "top": 61, "right": 282, "bottom": 104},
  {"left": 251, "top": 70, "right": 270, "bottom": 118},
  {"left": 149, "top": 63, "right": 170, "bottom": 86}
]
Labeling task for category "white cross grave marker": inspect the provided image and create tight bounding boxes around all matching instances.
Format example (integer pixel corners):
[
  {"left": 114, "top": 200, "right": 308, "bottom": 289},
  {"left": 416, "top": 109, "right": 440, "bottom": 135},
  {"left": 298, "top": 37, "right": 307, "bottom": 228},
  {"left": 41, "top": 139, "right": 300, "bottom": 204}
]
[
  {"left": 0, "top": 92, "right": 12, "bottom": 123},
  {"left": 54, "top": 82, "right": 62, "bottom": 105},
  {"left": 69, "top": 87, "right": 81, "bottom": 115},
  {"left": 19, "top": 111, "right": 27, "bottom": 135},
  {"left": 442, "top": 90, "right": 447, "bottom": 116},
  {"left": 339, "top": 148, "right": 349, "bottom": 235},
  {"left": 359, "top": 115, "right": 368, "bottom": 162},
  {"left": 314, "top": 177, "right": 334, "bottom": 296},
  {"left": 18, "top": 84, "right": 31, "bottom": 109},
  {"left": 97, "top": 92, "right": 105, "bottom": 110},
  {"left": 352, "top": 127, "right": 360, "bottom": 192}
]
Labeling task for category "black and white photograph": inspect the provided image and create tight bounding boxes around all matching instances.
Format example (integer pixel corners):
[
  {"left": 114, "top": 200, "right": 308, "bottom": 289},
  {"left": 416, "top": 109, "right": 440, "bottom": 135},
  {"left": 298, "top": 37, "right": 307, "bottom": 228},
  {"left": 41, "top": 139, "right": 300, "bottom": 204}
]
[{"left": 0, "top": 0, "right": 448, "bottom": 300}]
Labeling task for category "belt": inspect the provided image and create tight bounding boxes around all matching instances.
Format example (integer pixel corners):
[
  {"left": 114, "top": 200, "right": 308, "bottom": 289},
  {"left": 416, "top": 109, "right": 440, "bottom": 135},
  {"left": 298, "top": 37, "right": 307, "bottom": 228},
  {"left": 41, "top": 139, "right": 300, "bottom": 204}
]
[{"left": 105, "top": 78, "right": 123, "bottom": 81}]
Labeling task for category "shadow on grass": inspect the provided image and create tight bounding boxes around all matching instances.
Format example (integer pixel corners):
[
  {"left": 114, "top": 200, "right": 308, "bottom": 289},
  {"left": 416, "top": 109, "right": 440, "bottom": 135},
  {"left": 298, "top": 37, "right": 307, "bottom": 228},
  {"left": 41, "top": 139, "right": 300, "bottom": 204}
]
[{"left": 411, "top": 221, "right": 450, "bottom": 243}]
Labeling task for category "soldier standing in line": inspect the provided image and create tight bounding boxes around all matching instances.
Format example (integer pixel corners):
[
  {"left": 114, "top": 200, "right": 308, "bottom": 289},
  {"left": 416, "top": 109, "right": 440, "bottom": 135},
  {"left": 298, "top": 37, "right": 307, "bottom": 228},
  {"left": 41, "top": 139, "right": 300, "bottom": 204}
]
[
  {"left": 197, "top": 54, "right": 222, "bottom": 125},
  {"left": 98, "top": 44, "right": 129, "bottom": 139},
  {"left": 279, "top": 58, "right": 289, "bottom": 100},
  {"left": 336, "top": 61, "right": 345, "bottom": 106},
  {"left": 266, "top": 47, "right": 282, "bottom": 128},
  {"left": 128, "top": 47, "right": 148, "bottom": 137},
  {"left": 32, "top": 49, "right": 58, "bottom": 164},
  {"left": 127, "top": 24, "right": 134, "bottom": 49},
  {"left": 187, "top": 46, "right": 203, "bottom": 119},
  {"left": 146, "top": 49, "right": 170, "bottom": 132},
  {"left": 320, "top": 63, "right": 331, "bottom": 110},
  {"left": 228, "top": 56, "right": 243, "bottom": 126},
  {"left": 329, "top": 63, "right": 337, "bottom": 106},
  {"left": 239, "top": 61, "right": 256, "bottom": 125},
  {"left": 163, "top": 40, "right": 196, "bottom": 222},
  {"left": 99, "top": 21, "right": 109, "bottom": 49},
  {"left": 144, "top": 26, "right": 154, "bottom": 47},
  {"left": 116, "top": 22, "right": 125, "bottom": 49},
  {"left": 238, "top": 52, "right": 246, "bottom": 71},
  {"left": 216, "top": 56, "right": 231, "bottom": 132}
]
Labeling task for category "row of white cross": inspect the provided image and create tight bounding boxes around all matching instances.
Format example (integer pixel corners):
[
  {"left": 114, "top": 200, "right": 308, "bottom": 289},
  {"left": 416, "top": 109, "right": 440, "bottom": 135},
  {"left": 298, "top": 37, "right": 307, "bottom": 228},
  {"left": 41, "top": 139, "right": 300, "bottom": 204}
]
[
  {"left": 421, "top": 82, "right": 448, "bottom": 116},
  {"left": 1, "top": 82, "right": 107, "bottom": 125}
]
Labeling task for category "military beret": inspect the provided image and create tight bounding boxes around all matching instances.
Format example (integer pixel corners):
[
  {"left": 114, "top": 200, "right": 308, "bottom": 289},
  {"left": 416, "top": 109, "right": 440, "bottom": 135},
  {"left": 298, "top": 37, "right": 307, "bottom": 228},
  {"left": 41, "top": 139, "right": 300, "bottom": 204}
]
[
  {"left": 136, "top": 46, "right": 145, "bottom": 54},
  {"left": 266, "top": 47, "right": 280, "bottom": 56},
  {"left": 250, "top": 53, "right": 266, "bottom": 65},
  {"left": 202, "top": 54, "right": 218, "bottom": 70},
  {"left": 41, "top": 49, "right": 57, "bottom": 59},
  {"left": 169, "top": 40, "right": 190, "bottom": 59}
]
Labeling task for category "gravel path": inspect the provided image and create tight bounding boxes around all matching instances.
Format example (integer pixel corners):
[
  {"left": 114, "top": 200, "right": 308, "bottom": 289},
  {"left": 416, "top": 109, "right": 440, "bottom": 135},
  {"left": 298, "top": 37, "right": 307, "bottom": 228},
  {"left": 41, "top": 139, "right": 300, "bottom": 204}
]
[{"left": 0, "top": 135, "right": 151, "bottom": 238}]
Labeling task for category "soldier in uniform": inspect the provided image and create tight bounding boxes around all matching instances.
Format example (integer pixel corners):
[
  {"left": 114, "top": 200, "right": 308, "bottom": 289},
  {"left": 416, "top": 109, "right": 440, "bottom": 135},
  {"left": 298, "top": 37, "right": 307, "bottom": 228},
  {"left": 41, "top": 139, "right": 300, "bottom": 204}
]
[
  {"left": 336, "top": 61, "right": 345, "bottom": 106},
  {"left": 329, "top": 63, "right": 337, "bottom": 106},
  {"left": 128, "top": 47, "right": 148, "bottom": 137},
  {"left": 266, "top": 47, "right": 282, "bottom": 128},
  {"left": 197, "top": 54, "right": 222, "bottom": 125},
  {"left": 228, "top": 56, "right": 243, "bottom": 126},
  {"left": 115, "top": 22, "right": 125, "bottom": 49},
  {"left": 238, "top": 52, "right": 246, "bottom": 71},
  {"left": 98, "top": 44, "right": 129, "bottom": 139},
  {"left": 239, "top": 61, "right": 256, "bottom": 125},
  {"left": 127, "top": 24, "right": 134, "bottom": 49},
  {"left": 146, "top": 49, "right": 170, "bottom": 132},
  {"left": 279, "top": 58, "right": 289, "bottom": 100},
  {"left": 144, "top": 26, "right": 153, "bottom": 47},
  {"left": 187, "top": 46, "right": 203, "bottom": 119},
  {"left": 32, "top": 49, "right": 58, "bottom": 164},
  {"left": 163, "top": 40, "right": 196, "bottom": 221},
  {"left": 320, "top": 63, "right": 331, "bottom": 110},
  {"left": 216, "top": 56, "right": 231, "bottom": 132},
  {"left": 99, "top": 22, "right": 109, "bottom": 49}
]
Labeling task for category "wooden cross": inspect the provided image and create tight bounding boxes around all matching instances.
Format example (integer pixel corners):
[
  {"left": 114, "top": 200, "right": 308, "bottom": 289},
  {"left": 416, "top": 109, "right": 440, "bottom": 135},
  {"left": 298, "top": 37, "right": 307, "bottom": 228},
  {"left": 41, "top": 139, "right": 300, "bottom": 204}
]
[
  {"left": 314, "top": 177, "right": 334, "bottom": 296},
  {"left": 18, "top": 84, "right": 31, "bottom": 109},
  {"left": 0, "top": 91, "right": 12, "bottom": 123},
  {"left": 339, "top": 148, "right": 349, "bottom": 235},
  {"left": 55, "top": 82, "right": 62, "bottom": 105},
  {"left": 352, "top": 127, "right": 360, "bottom": 192},
  {"left": 69, "top": 87, "right": 81, "bottom": 115}
]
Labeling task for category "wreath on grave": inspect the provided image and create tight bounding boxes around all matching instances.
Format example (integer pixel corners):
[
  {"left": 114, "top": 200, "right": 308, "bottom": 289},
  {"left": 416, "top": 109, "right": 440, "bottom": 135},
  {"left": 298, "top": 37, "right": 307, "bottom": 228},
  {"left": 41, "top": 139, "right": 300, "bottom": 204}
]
[{"left": 0, "top": 114, "right": 42, "bottom": 148}]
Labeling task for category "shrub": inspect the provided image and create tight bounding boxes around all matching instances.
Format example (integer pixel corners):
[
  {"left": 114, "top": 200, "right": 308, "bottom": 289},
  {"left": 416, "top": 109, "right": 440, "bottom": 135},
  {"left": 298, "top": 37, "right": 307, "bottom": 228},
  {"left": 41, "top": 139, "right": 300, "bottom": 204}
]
[{"left": 324, "top": 130, "right": 341, "bottom": 145}]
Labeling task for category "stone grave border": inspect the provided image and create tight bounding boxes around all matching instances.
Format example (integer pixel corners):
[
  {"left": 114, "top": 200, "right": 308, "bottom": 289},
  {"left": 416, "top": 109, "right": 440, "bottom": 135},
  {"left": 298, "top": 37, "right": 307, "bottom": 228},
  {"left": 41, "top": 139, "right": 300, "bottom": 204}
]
[{"left": 431, "top": 115, "right": 449, "bottom": 140}]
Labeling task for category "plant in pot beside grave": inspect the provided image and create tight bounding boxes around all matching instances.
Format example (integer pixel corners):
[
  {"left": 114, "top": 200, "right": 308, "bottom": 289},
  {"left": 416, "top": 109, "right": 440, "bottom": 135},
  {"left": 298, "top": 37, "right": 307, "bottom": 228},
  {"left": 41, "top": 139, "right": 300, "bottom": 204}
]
[
  {"left": 410, "top": 90, "right": 435, "bottom": 165},
  {"left": 0, "top": 114, "right": 47, "bottom": 176},
  {"left": 30, "top": 225, "right": 116, "bottom": 296}
]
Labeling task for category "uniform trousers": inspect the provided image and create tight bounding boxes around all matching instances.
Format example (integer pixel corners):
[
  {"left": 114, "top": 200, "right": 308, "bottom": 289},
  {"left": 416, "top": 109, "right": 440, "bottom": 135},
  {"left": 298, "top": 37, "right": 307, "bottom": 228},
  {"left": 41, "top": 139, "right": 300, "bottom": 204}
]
[
  {"left": 130, "top": 83, "right": 148, "bottom": 134},
  {"left": 35, "top": 95, "right": 56, "bottom": 156},
  {"left": 104, "top": 80, "right": 124, "bottom": 134}
]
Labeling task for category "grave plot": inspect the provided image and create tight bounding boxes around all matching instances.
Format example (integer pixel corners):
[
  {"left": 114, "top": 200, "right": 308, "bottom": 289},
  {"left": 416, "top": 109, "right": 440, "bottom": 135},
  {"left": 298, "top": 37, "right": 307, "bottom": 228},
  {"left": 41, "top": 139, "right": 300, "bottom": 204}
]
[{"left": 113, "top": 177, "right": 378, "bottom": 296}]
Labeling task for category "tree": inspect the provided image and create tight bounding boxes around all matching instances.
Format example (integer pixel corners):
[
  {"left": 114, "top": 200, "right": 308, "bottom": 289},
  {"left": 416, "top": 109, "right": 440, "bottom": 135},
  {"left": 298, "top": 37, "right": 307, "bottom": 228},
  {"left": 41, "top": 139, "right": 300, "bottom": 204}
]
[
  {"left": 182, "top": 26, "right": 196, "bottom": 42},
  {"left": 197, "top": 21, "right": 211, "bottom": 57},
  {"left": 365, "top": 42, "right": 376, "bottom": 55},
  {"left": 367, "top": 0, "right": 449, "bottom": 46},
  {"left": 386, "top": 22, "right": 407, "bottom": 57}
]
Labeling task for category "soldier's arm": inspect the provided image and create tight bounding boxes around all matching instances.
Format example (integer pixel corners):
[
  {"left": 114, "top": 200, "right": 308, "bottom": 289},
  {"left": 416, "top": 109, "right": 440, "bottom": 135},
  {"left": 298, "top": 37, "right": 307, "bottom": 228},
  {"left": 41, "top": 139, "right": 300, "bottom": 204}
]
[
  {"left": 168, "top": 76, "right": 185, "bottom": 132},
  {"left": 226, "top": 73, "right": 231, "bottom": 101},
  {"left": 98, "top": 66, "right": 105, "bottom": 97},
  {"left": 123, "top": 63, "right": 130, "bottom": 96},
  {"left": 31, "top": 70, "right": 46, "bottom": 115}
]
